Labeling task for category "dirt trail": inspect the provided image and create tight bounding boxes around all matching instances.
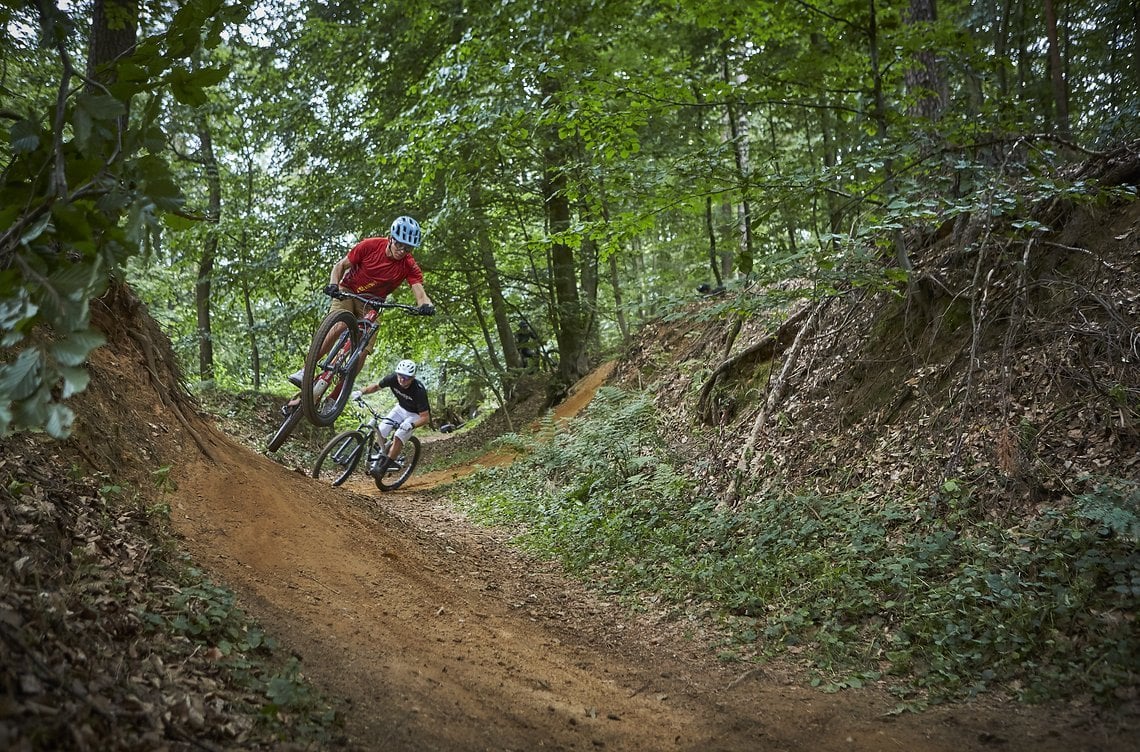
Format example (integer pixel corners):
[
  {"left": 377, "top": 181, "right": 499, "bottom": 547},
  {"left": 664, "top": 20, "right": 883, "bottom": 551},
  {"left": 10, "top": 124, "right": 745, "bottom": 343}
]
[{"left": 167, "top": 365, "right": 1132, "bottom": 752}]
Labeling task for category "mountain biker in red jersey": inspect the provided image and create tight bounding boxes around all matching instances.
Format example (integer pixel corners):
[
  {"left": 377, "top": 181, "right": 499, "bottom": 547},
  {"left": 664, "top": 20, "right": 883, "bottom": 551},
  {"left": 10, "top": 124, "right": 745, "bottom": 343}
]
[
  {"left": 286, "top": 215, "right": 435, "bottom": 391},
  {"left": 352, "top": 358, "right": 431, "bottom": 476}
]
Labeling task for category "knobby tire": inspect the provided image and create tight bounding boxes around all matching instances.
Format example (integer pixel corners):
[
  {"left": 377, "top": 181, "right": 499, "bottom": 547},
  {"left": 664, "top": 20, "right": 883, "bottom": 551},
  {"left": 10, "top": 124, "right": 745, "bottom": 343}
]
[
  {"left": 302, "top": 309, "right": 360, "bottom": 427},
  {"left": 312, "top": 429, "right": 367, "bottom": 487},
  {"left": 266, "top": 405, "right": 303, "bottom": 453},
  {"left": 375, "top": 435, "right": 421, "bottom": 492}
]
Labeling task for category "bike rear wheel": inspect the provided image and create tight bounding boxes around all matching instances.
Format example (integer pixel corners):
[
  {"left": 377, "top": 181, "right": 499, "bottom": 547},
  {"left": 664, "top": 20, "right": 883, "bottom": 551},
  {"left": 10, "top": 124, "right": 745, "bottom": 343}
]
[
  {"left": 312, "top": 429, "right": 367, "bottom": 486},
  {"left": 266, "top": 403, "right": 303, "bottom": 452},
  {"left": 375, "top": 435, "right": 421, "bottom": 492},
  {"left": 302, "top": 309, "right": 360, "bottom": 427}
]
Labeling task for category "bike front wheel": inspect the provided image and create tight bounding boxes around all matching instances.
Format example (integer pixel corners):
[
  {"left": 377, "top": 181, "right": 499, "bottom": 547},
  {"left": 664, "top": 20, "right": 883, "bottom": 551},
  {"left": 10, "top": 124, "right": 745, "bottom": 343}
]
[
  {"left": 302, "top": 309, "right": 360, "bottom": 427},
  {"left": 375, "top": 435, "right": 421, "bottom": 492},
  {"left": 266, "top": 403, "right": 303, "bottom": 453},
  {"left": 312, "top": 429, "right": 368, "bottom": 487}
]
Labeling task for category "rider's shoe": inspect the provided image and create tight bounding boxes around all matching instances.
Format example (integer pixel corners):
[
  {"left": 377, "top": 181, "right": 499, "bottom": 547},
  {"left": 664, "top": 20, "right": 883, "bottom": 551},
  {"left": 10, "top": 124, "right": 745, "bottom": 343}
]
[
  {"left": 287, "top": 368, "right": 304, "bottom": 387},
  {"left": 369, "top": 457, "right": 391, "bottom": 477}
]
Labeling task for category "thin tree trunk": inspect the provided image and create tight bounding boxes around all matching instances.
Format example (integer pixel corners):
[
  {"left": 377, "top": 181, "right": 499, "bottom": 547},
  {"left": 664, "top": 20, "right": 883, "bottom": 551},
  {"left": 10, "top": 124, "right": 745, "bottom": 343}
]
[
  {"left": 471, "top": 184, "right": 519, "bottom": 370},
  {"left": 608, "top": 252, "right": 628, "bottom": 345},
  {"left": 723, "top": 50, "right": 754, "bottom": 274},
  {"left": 466, "top": 270, "right": 503, "bottom": 372},
  {"left": 240, "top": 159, "right": 260, "bottom": 389},
  {"left": 1043, "top": 0, "right": 1071, "bottom": 136},
  {"left": 541, "top": 77, "right": 589, "bottom": 386},
  {"left": 813, "top": 33, "right": 842, "bottom": 240},
  {"left": 195, "top": 116, "right": 220, "bottom": 383},
  {"left": 705, "top": 197, "right": 723, "bottom": 288},
  {"left": 868, "top": 0, "right": 913, "bottom": 277}
]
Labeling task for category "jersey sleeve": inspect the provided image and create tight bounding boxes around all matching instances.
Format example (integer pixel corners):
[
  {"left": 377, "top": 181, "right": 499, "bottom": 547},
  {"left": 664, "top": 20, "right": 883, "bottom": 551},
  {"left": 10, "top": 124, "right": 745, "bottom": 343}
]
[{"left": 404, "top": 256, "right": 424, "bottom": 286}]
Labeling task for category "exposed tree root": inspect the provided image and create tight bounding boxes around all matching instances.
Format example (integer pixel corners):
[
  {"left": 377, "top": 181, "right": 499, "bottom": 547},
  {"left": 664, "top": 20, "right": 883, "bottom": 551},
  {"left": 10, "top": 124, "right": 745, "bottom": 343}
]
[{"left": 696, "top": 304, "right": 812, "bottom": 424}]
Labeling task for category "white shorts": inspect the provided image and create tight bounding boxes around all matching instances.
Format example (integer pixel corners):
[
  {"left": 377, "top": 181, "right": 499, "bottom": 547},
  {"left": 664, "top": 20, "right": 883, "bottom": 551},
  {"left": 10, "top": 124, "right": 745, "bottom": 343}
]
[{"left": 380, "top": 405, "right": 421, "bottom": 443}]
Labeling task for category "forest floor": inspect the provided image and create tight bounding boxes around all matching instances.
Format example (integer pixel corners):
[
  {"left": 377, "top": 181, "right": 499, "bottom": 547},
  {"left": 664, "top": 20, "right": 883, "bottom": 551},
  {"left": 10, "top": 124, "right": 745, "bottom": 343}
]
[{"left": 157, "top": 361, "right": 1134, "bottom": 752}]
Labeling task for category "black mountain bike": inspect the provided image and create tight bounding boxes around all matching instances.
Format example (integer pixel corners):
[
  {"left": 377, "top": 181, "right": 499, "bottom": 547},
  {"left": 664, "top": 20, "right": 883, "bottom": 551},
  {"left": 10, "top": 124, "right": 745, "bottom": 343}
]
[
  {"left": 310, "top": 394, "right": 422, "bottom": 491},
  {"left": 266, "top": 289, "right": 428, "bottom": 453}
]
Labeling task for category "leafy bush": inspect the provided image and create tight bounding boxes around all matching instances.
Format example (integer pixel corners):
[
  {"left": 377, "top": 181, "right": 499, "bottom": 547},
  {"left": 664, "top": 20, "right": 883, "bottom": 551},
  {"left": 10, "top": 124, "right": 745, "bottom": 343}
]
[{"left": 456, "top": 388, "right": 1139, "bottom": 706}]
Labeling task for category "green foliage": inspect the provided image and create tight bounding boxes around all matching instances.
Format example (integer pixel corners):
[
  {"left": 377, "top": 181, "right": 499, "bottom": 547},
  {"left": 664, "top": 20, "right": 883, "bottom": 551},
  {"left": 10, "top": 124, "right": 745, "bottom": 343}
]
[
  {"left": 1075, "top": 478, "right": 1140, "bottom": 542},
  {"left": 456, "top": 388, "right": 1139, "bottom": 706},
  {"left": 1, "top": 0, "right": 248, "bottom": 437}
]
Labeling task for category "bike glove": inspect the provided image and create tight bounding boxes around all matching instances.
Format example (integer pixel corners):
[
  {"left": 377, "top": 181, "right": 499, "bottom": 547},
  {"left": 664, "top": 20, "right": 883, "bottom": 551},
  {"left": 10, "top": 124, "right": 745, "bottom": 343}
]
[
  {"left": 351, "top": 390, "right": 363, "bottom": 401},
  {"left": 324, "top": 283, "right": 342, "bottom": 298},
  {"left": 399, "top": 419, "right": 416, "bottom": 433},
  {"left": 417, "top": 303, "right": 436, "bottom": 316}
]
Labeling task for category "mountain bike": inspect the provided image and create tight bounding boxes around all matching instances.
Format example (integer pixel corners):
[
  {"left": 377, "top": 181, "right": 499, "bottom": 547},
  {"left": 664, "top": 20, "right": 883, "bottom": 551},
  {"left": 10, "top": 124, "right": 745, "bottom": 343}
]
[
  {"left": 310, "top": 394, "right": 422, "bottom": 491},
  {"left": 300, "top": 289, "right": 426, "bottom": 427},
  {"left": 265, "top": 289, "right": 427, "bottom": 452}
]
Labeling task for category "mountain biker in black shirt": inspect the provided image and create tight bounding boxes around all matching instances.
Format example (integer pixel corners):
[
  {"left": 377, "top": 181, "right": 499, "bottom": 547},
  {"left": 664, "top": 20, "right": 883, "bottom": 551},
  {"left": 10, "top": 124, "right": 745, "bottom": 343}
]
[{"left": 353, "top": 358, "right": 431, "bottom": 476}]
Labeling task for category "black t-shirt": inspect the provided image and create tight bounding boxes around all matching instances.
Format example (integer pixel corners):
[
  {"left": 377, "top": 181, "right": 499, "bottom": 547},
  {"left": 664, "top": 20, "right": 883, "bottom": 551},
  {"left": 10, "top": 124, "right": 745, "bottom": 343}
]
[{"left": 378, "top": 373, "right": 430, "bottom": 413}]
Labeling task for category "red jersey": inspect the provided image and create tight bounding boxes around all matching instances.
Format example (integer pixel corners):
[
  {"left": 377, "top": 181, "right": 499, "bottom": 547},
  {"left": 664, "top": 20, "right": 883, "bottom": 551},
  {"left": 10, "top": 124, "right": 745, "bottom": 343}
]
[{"left": 341, "top": 237, "right": 424, "bottom": 297}]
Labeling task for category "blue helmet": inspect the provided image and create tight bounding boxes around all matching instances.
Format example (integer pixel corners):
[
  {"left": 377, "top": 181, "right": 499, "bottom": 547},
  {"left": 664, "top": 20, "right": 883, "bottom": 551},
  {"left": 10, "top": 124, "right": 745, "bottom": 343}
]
[{"left": 389, "top": 216, "right": 422, "bottom": 248}]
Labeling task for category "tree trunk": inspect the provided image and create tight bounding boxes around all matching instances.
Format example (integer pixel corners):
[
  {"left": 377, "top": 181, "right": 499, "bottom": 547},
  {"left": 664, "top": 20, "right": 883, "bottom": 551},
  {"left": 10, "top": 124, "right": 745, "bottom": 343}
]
[
  {"left": 812, "top": 33, "right": 843, "bottom": 240},
  {"left": 868, "top": 0, "right": 914, "bottom": 277},
  {"left": 608, "top": 252, "right": 629, "bottom": 345},
  {"left": 466, "top": 270, "right": 503, "bottom": 372},
  {"left": 471, "top": 183, "right": 520, "bottom": 370},
  {"left": 705, "top": 197, "right": 723, "bottom": 288},
  {"left": 1043, "top": 0, "right": 1071, "bottom": 136},
  {"left": 541, "top": 78, "right": 590, "bottom": 386},
  {"left": 904, "top": 0, "right": 947, "bottom": 121},
  {"left": 723, "top": 50, "right": 754, "bottom": 275},
  {"left": 577, "top": 198, "right": 601, "bottom": 352},
  {"left": 240, "top": 160, "right": 260, "bottom": 389},
  {"left": 195, "top": 116, "right": 220, "bottom": 383},
  {"left": 86, "top": 0, "right": 137, "bottom": 91}
]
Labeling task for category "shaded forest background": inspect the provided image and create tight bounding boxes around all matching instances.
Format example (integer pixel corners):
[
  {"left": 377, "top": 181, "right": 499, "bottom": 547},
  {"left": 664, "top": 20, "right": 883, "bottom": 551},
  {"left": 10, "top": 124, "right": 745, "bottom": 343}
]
[{"left": 3, "top": 0, "right": 1138, "bottom": 432}]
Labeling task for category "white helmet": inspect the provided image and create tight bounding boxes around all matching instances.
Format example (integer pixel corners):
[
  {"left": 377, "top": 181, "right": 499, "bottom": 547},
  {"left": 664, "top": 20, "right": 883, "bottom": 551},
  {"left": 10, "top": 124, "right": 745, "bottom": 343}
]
[
  {"left": 395, "top": 359, "right": 417, "bottom": 377},
  {"left": 389, "top": 215, "right": 422, "bottom": 248}
]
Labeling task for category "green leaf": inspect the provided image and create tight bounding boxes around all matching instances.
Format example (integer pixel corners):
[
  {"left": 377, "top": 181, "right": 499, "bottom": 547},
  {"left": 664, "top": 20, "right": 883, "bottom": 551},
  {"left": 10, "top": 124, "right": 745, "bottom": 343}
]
[
  {"left": 9, "top": 119, "right": 40, "bottom": 153},
  {"left": 76, "top": 92, "right": 127, "bottom": 120},
  {"left": 50, "top": 203, "right": 93, "bottom": 243},
  {"left": 49, "top": 329, "right": 106, "bottom": 367},
  {"left": 57, "top": 365, "right": 91, "bottom": 399},
  {"left": 0, "top": 349, "right": 41, "bottom": 401},
  {"left": 19, "top": 213, "right": 51, "bottom": 245},
  {"left": 44, "top": 402, "right": 75, "bottom": 439},
  {"left": 167, "top": 66, "right": 208, "bottom": 107},
  {"left": 49, "top": 260, "right": 102, "bottom": 300}
]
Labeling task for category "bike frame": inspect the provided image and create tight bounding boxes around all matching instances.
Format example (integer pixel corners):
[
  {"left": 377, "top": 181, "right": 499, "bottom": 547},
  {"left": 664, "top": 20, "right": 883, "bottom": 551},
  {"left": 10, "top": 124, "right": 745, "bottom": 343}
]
[
  {"left": 311, "top": 394, "right": 422, "bottom": 490},
  {"left": 301, "top": 291, "right": 421, "bottom": 427}
]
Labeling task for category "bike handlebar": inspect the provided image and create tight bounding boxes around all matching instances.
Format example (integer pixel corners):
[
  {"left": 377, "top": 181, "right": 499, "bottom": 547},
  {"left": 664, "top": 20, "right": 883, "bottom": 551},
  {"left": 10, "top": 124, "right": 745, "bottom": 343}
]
[{"left": 327, "top": 288, "right": 429, "bottom": 314}]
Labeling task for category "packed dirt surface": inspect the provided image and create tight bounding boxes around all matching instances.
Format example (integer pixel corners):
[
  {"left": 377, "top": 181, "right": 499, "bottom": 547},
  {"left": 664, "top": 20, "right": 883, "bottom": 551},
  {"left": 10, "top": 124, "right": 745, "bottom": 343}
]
[{"left": 164, "top": 365, "right": 1133, "bottom": 752}]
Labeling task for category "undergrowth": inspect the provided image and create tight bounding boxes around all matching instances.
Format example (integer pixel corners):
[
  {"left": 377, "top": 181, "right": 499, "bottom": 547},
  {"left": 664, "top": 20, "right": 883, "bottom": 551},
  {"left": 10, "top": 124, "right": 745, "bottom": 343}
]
[
  {"left": 455, "top": 387, "right": 1139, "bottom": 708},
  {"left": 0, "top": 443, "right": 341, "bottom": 748}
]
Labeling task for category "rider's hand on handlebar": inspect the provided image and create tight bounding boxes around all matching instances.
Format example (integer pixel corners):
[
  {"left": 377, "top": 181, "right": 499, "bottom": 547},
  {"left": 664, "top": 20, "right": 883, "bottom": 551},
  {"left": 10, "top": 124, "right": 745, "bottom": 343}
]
[
  {"left": 351, "top": 390, "right": 363, "bottom": 402},
  {"left": 416, "top": 303, "right": 435, "bottom": 316},
  {"left": 324, "top": 283, "right": 342, "bottom": 298}
]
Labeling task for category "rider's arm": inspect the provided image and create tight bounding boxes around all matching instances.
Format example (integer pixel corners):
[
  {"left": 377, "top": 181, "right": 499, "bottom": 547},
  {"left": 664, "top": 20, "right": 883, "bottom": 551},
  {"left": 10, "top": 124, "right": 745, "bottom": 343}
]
[
  {"left": 330, "top": 255, "right": 353, "bottom": 286},
  {"left": 410, "top": 282, "right": 432, "bottom": 307}
]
